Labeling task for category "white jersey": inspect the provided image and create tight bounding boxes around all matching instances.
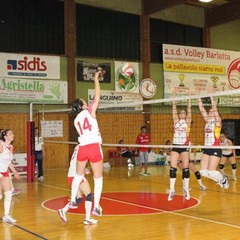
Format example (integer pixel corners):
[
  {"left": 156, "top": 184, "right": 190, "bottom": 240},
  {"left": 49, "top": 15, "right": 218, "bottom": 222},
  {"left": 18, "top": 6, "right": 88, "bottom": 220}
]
[
  {"left": 74, "top": 109, "right": 102, "bottom": 146},
  {"left": 221, "top": 139, "right": 232, "bottom": 155},
  {"left": 205, "top": 119, "right": 221, "bottom": 146},
  {"left": 68, "top": 145, "right": 78, "bottom": 177},
  {"left": 35, "top": 136, "right": 44, "bottom": 151},
  {"left": 173, "top": 119, "right": 190, "bottom": 145},
  {"left": 0, "top": 142, "right": 13, "bottom": 172}
]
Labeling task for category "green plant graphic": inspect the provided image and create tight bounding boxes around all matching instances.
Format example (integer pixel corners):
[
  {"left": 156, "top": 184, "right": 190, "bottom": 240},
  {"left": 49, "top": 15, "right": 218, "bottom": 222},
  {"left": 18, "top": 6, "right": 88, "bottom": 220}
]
[{"left": 49, "top": 83, "right": 61, "bottom": 99}]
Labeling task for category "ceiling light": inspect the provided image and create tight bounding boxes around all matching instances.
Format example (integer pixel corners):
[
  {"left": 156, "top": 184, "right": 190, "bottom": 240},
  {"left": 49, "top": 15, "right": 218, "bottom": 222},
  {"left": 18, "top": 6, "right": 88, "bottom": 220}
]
[{"left": 199, "top": 0, "right": 213, "bottom": 2}]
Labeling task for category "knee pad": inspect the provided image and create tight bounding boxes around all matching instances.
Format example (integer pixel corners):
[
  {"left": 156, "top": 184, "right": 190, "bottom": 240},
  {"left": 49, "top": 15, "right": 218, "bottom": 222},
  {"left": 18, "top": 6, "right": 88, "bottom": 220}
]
[
  {"left": 200, "top": 169, "right": 208, "bottom": 177},
  {"left": 219, "top": 164, "right": 225, "bottom": 170},
  {"left": 195, "top": 171, "right": 201, "bottom": 180},
  {"left": 182, "top": 168, "right": 190, "bottom": 178},
  {"left": 76, "top": 197, "right": 83, "bottom": 205},
  {"left": 170, "top": 167, "right": 177, "bottom": 178},
  {"left": 232, "top": 164, "right": 237, "bottom": 169},
  {"left": 86, "top": 193, "right": 92, "bottom": 202}
]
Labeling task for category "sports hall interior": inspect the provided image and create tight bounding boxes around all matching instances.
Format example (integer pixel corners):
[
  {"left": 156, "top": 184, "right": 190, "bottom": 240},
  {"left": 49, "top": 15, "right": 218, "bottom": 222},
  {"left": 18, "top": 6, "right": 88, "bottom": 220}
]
[{"left": 1, "top": 0, "right": 240, "bottom": 239}]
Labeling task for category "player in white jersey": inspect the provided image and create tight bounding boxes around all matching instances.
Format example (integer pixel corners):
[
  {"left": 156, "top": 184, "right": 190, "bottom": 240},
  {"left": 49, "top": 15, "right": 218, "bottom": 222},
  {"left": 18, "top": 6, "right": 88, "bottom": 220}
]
[
  {"left": 219, "top": 132, "right": 237, "bottom": 181},
  {"left": 0, "top": 129, "right": 21, "bottom": 223},
  {"left": 69, "top": 69, "right": 104, "bottom": 217},
  {"left": 168, "top": 89, "right": 192, "bottom": 201},
  {"left": 57, "top": 145, "right": 97, "bottom": 225},
  {"left": 198, "top": 89, "right": 229, "bottom": 189}
]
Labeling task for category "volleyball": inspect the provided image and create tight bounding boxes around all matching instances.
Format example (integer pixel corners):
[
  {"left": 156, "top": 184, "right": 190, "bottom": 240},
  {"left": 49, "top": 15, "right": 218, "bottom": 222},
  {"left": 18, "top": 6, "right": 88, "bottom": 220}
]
[
  {"left": 229, "top": 69, "right": 240, "bottom": 89},
  {"left": 121, "top": 63, "right": 133, "bottom": 77}
]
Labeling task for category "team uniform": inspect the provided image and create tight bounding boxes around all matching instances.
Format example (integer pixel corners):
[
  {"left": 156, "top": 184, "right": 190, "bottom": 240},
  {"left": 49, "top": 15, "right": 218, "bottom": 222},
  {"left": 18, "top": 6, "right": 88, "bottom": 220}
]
[
  {"left": 221, "top": 139, "right": 234, "bottom": 158},
  {"left": 172, "top": 119, "right": 190, "bottom": 153},
  {"left": 74, "top": 107, "right": 103, "bottom": 163},
  {"left": 0, "top": 141, "right": 17, "bottom": 223},
  {"left": 136, "top": 133, "right": 150, "bottom": 164},
  {"left": 203, "top": 119, "right": 222, "bottom": 157}
]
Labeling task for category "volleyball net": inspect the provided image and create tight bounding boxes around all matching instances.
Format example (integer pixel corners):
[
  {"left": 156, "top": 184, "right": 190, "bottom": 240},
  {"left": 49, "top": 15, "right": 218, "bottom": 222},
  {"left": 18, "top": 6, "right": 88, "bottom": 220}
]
[{"left": 37, "top": 89, "right": 240, "bottom": 166}]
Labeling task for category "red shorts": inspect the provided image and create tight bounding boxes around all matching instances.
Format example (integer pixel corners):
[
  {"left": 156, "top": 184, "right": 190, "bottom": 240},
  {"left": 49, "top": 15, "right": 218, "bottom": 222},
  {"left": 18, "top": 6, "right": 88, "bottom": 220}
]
[
  {"left": 0, "top": 172, "right": 9, "bottom": 177},
  {"left": 77, "top": 143, "right": 103, "bottom": 163},
  {"left": 68, "top": 176, "right": 87, "bottom": 186}
]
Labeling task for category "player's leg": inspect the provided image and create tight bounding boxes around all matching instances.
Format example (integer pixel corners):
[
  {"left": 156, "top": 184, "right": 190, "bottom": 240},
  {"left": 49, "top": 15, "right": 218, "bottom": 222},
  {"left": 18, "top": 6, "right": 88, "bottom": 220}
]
[
  {"left": 189, "top": 162, "right": 207, "bottom": 190},
  {"left": 168, "top": 150, "right": 179, "bottom": 201},
  {"left": 144, "top": 152, "right": 150, "bottom": 176},
  {"left": 138, "top": 151, "right": 144, "bottom": 175},
  {"left": 229, "top": 156, "right": 237, "bottom": 180},
  {"left": 181, "top": 151, "right": 190, "bottom": 200},
  {"left": 81, "top": 181, "right": 98, "bottom": 225},
  {"left": 219, "top": 156, "right": 227, "bottom": 175},
  {"left": 1, "top": 176, "right": 16, "bottom": 223},
  {"left": 90, "top": 143, "right": 103, "bottom": 217}
]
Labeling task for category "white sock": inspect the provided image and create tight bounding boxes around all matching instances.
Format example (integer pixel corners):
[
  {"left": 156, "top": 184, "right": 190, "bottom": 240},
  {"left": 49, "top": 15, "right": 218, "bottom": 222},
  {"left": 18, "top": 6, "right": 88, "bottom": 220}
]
[
  {"left": 85, "top": 201, "right": 92, "bottom": 220},
  {"left": 197, "top": 179, "right": 203, "bottom": 186},
  {"left": 71, "top": 174, "right": 84, "bottom": 202},
  {"left": 207, "top": 170, "right": 223, "bottom": 182},
  {"left": 170, "top": 178, "right": 176, "bottom": 191},
  {"left": 232, "top": 169, "right": 237, "bottom": 177},
  {"left": 183, "top": 178, "right": 189, "bottom": 190},
  {"left": 62, "top": 202, "right": 70, "bottom": 212},
  {"left": 4, "top": 191, "right": 12, "bottom": 216},
  {"left": 94, "top": 177, "right": 103, "bottom": 208}
]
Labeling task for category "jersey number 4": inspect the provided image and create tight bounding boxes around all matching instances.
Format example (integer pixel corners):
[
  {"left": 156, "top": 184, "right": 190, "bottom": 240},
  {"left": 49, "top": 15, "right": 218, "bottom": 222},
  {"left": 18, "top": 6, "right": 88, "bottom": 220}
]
[{"left": 77, "top": 117, "right": 92, "bottom": 135}]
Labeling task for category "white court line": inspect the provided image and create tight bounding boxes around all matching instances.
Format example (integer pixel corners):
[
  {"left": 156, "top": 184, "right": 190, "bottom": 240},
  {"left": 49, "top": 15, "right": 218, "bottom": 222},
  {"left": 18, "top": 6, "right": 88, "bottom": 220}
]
[{"left": 40, "top": 182, "right": 240, "bottom": 229}]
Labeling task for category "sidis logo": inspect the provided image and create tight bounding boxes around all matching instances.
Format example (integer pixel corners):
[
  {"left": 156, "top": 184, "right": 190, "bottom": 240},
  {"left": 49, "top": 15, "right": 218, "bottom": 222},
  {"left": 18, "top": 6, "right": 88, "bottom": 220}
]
[{"left": 7, "top": 56, "right": 47, "bottom": 77}]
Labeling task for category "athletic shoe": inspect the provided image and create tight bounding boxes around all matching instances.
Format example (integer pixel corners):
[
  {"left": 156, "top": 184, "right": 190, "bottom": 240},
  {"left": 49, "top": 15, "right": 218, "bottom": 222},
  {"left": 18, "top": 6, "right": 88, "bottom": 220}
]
[
  {"left": 91, "top": 206, "right": 103, "bottom": 216},
  {"left": 233, "top": 176, "right": 237, "bottom": 181},
  {"left": 168, "top": 190, "right": 175, "bottom": 201},
  {"left": 58, "top": 209, "right": 67, "bottom": 223},
  {"left": 2, "top": 215, "right": 16, "bottom": 223},
  {"left": 38, "top": 176, "right": 44, "bottom": 182},
  {"left": 222, "top": 175, "right": 229, "bottom": 189},
  {"left": 68, "top": 201, "right": 78, "bottom": 209},
  {"left": 83, "top": 218, "right": 98, "bottom": 225},
  {"left": 200, "top": 185, "right": 207, "bottom": 191},
  {"left": 183, "top": 188, "right": 190, "bottom": 200},
  {"left": 12, "top": 188, "right": 21, "bottom": 196},
  {"left": 144, "top": 172, "right": 151, "bottom": 176}
]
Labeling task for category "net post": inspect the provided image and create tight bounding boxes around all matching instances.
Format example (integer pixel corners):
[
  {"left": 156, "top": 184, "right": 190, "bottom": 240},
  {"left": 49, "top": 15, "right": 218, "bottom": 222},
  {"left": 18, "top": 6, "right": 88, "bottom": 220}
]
[{"left": 27, "top": 102, "right": 35, "bottom": 182}]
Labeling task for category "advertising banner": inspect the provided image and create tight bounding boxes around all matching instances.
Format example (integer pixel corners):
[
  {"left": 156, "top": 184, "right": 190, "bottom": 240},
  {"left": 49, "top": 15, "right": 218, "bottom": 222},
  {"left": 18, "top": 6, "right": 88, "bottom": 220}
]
[
  {"left": 115, "top": 61, "right": 139, "bottom": 93},
  {"left": 163, "top": 44, "right": 240, "bottom": 105},
  {"left": 0, "top": 53, "right": 60, "bottom": 79}
]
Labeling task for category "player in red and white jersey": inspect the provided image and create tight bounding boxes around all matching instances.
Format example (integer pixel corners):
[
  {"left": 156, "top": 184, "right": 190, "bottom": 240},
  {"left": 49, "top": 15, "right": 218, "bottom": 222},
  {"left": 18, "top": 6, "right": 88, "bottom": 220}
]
[
  {"left": 219, "top": 132, "right": 237, "bottom": 181},
  {"left": 136, "top": 126, "right": 151, "bottom": 176},
  {"left": 198, "top": 88, "right": 229, "bottom": 189},
  {"left": 168, "top": 89, "right": 192, "bottom": 201},
  {"left": 0, "top": 129, "right": 21, "bottom": 223},
  {"left": 69, "top": 69, "right": 103, "bottom": 217},
  {"left": 58, "top": 145, "right": 97, "bottom": 225}
]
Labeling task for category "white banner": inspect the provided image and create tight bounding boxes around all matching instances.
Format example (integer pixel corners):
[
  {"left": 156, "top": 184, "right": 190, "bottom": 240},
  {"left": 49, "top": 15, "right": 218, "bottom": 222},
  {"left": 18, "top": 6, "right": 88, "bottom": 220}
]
[
  {"left": 163, "top": 44, "right": 240, "bottom": 105},
  {"left": 0, "top": 53, "right": 60, "bottom": 79},
  {"left": 0, "top": 78, "right": 67, "bottom": 104},
  {"left": 115, "top": 61, "right": 139, "bottom": 93},
  {"left": 41, "top": 120, "right": 63, "bottom": 137},
  {"left": 88, "top": 89, "right": 143, "bottom": 111}
]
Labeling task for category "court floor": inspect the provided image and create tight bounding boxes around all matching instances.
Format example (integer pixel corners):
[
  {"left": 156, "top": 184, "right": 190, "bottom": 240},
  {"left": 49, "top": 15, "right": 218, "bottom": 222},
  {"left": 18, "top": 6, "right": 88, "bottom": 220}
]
[{"left": 1, "top": 162, "right": 240, "bottom": 240}]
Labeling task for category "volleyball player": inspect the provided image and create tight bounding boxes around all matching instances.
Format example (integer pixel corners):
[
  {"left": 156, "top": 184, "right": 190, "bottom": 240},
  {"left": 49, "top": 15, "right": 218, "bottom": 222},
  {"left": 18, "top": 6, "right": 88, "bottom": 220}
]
[
  {"left": 69, "top": 69, "right": 103, "bottom": 217},
  {"left": 168, "top": 90, "right": 192, "bottom": 201},
  {"left": 58, "top": 145, "right": 97, "bottom": 225},
  {"left": 198, "top": 91, "right": 229, "bottom": 189},
  {"left": 0, "top": 129, "right": 21, "bottom": 223},
  {"left": 219, "top": 132, "right": 237, "bottom": 181}
]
